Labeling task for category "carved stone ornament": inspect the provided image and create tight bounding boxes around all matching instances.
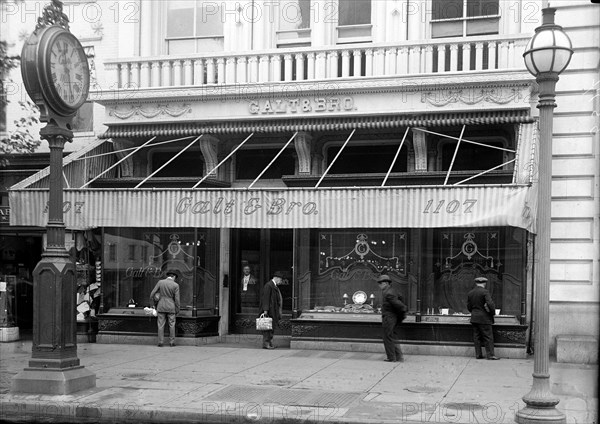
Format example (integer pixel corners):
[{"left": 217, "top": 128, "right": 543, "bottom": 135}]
[
  {"left": 177, "top": 321, "right": 209, "bottom": 334},
  {"left": 496, "top": 329, "right": 526, "bottom": 344},
  {"left": 291, "top": 324, "right": 319, "bottom": 337},
  {"left": 98, "top": 319, "right": 122, "bottom": 331},
  {"left": 421, "top": 88, "right": 522, "bottom": 107},
  {"left": 36, "top": 0, "right": 70, "bottom": 32},
  {"left": 108, "top": 103, "right": 192, "bottom": 120}
]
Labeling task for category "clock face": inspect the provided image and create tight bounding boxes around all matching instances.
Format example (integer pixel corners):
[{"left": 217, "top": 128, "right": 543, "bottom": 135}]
[{"left": 44, "top": 30, "right": 90, "bottom": 113}]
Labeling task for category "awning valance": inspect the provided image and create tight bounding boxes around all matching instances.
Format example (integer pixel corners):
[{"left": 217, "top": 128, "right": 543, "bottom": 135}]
[
  {"left": 9, "top": 185, "right": 537, "bottom": 232},
  {"left": 100, "top": 110, "right": 533, "bottom": 138}
]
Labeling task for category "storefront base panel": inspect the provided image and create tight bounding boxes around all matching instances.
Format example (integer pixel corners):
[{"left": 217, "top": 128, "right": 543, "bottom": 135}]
[
  {"left": 231, "top": 313, "right": 293, "bottom": 336},
  {"left": 291, "top": 339, "right": 528, "bottom": 359},
  {"left": 97, "top": 314, "right": 220, "bottom": 339},
  {"left": 290, "top": 319, "right": 528, "bottom": 358}
]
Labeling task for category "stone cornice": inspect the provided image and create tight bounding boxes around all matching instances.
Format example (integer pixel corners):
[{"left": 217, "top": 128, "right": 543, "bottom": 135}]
[{"left": 91, "top": 70, "right": 534, "bottom": 106}]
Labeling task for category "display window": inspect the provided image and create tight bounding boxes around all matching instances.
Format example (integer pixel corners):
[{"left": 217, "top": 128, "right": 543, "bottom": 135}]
[{"left": 101, "top": 228, "right": 219, "bottom": 315}]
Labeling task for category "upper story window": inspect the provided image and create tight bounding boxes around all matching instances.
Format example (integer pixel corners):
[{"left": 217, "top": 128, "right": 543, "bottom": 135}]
[
  {"left": 166, "top": 0, "right": 224, "bottom": 54},
  {"left": 235, "top": 148, "right": 296, "bottom": 180},
  {"left": 431, "top": 0, "right": 499, "bottom": 38},
  {"left": 325, "top": 144, "right": 407, "bottom": 174},
  {"left": 337, "top": 0, "right": 372, "bottom": 44},
  {"left": 150, "top": 150, "right": 204, "bottom": 178},
  {"left": 276, "top": 0, "right": 311, "bottom": 47}
]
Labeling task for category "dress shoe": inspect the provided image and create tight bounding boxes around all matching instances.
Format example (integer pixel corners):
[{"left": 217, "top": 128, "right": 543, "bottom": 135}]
[
  {"left": 487, "top": 356, "right": 500, "bottom": 360},
  {"left": 396, "top": 357, "right": 405, "bottom": 363},
  {"left": 263, "top": 345, "right": 275, "bottom": 350},
  {"left": 476, "top": 356, "right": 485, "bottom": 359},
  {"left": 383, "top": 358, "right": 395, "bottom": 362},
  {"left": 157, "top": 343, "right": 163, "bottom": 347}
]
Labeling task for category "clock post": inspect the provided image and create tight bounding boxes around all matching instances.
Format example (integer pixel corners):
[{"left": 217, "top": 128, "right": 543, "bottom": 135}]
[{"left": 12, "top": 0, "right": 95, "bottom": 394}]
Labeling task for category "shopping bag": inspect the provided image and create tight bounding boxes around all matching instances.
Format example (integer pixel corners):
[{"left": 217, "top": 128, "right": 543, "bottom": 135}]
[{"left": 256, "top": 313, "right": 273, "bottom": 331}]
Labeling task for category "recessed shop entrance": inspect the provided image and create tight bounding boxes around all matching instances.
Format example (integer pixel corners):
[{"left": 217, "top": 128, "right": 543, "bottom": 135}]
[{"left": 229, "top": 229, "right": 293, "bottom": 334}]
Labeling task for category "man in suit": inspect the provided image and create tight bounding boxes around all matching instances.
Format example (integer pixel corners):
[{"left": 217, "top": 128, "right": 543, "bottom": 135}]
[
  {"left": 150, "top": 270, "right": 180, "bottom": 347},
  {"left": 378, "top": 275, "right": 407, "bottom": 362},
  {"left": 260, "top": 271, "right": 283, "bottom": 349},
  {"left": 240, "top": 264, "right": 258, "bottom": 311},
  {"left": 467, "top": 276, "right": 499, "bottom": 360}
]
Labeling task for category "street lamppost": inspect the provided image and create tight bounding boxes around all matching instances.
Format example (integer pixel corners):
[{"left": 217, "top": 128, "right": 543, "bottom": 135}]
[{"left": 516, "top": 7, "right": 572, "bottom": 424}]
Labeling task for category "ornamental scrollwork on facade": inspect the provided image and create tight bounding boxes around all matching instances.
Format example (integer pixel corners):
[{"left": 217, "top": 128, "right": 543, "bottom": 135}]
[
  {"left": 291, "top": 324, "right": 319, "bottom": 337},
  {"left": 98, "top": 319, "right": 122, "bottom": 331},
  {"left": 496, "top": 329, "right": 526, "bottom": 344},
  {"left": 108, "top": 103, "right": 192, "bottom": 120},
  {"left": 421, "top": 88, "right": 522, "bottom": 107},
  {"left": 177, "top": 321, "right": 209, "bottom": 334}
]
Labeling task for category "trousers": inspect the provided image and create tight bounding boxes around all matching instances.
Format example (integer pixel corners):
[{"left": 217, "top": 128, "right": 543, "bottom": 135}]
[
  {"left": 471, "top": 323, "right": 495, "bottom": 357},
  {"left": 157, "top": 312, "right": 176, "bottom": 344},
  {"left": 382, "top": 314, "right": 403, "bottom": 361}
]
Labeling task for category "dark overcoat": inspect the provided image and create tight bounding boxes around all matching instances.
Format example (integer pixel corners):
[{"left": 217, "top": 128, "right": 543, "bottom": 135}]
[
  {"left": 381, "top": 286, "right": 406, "bottom": 320},
  {"left": 260, "top": 279, "right": 282, "bottom": 326},
  {"left": 467, "top": 285, "right": 495, "bottom": 324}
]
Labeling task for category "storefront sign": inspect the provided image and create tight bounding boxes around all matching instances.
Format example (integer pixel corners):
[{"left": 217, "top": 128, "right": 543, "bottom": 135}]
[
  {"left": 248, "top": 97, "right": 355, "bottom": 114},
  {"left": 9, "top": 186, "right": 537, "bottom": 232}
]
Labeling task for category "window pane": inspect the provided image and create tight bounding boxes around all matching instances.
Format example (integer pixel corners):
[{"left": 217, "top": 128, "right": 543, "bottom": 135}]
[
  {"left": 326, "top": 145, "right": 407, "bottom": 174},
  {"left": 151, "top": 150, "right": 204, "bottom": 178},
  {"left": 279, "top": 0, "right": 310, "bottom": 31},
  {"left": 196, "top": 1, "right": 224, "bottom": 37},
  {"left": 339, "top": 0, "right": 371, "bottom": 26},
  {"left": 102, "top": 228, "right": 218, "bottom": 313},
  {"left": 431, "top": 21, "right": 463, "bottom": 38},
  {"left": 467, "top": 0, "right": 499, "bottom": 17},
  {"left": 72, "top": 102, "right": 93, "bottom": 132},
  {"left": 441, "top": 141, "right": 504, "bottom": 171},
  {"left": 466, "top": 18, "right": 500, "bottom": 36},
  {"left": 432, "top": 0, "right": 463, "bottom": 20},
  {"left": 167, "top": 0, "right": 194, "bottom": 38},
  {"left": 235, "top": 148, "right": 295, "bottom": 179}
]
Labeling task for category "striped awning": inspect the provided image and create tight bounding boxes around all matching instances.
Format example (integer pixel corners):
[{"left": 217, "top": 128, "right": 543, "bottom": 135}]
[
  {"left": 9, "top": 185, "right": 537, "bottom": 232},
  {"left": 100, "top": 110, "right": 533, "bottom": 138}
]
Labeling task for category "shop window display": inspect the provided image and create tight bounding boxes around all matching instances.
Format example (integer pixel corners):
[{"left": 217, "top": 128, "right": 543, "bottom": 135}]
[{"left": 101, "top": 228, "right": 218, "bottom": 315}]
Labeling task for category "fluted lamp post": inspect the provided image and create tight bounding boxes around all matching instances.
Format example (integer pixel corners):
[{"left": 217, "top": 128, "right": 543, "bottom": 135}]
[{"left": 515, "top": 7, "right": 572, "bottom": 424}]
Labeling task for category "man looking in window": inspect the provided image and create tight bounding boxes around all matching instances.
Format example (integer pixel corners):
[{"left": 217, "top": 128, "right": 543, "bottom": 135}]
[
  {"left": 150, "top": 270, "right": 181, "bottom": 347},
  {"left": 467, "top": 277, "right": 499, "bottom": 360}
]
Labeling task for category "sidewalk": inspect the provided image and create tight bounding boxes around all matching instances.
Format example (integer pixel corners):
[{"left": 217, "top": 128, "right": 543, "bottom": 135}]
[{"left": 0, "top": 336, "right": 597, "bottom": 424}]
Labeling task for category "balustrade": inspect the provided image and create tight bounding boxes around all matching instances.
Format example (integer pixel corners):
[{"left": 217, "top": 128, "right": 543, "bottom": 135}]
[{"left": 104, "top": 35, "right": 529, "bottom": 91}]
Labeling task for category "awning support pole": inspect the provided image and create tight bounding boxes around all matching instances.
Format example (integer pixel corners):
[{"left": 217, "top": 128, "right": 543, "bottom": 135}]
[
  {"left": 382, "top": 127, "right": 410, "bottom": 187},
  {"left": 248, "top": 131, "right": 298, "bottom": 189},
  {"left": 453, "top": 158, "right": 516, "bottom": 185},
  {"left": 63, "top": 172, "right": 70, "bottom": 189},
  {"left": 135, "top": 135, "right": 203, "bottom": 188},
  {"left": 413, "top": 127, "right": 515, "bottom": 153},
  {"left": 444, "top": 125, "right": 466, "bottom": 186},
  {"left": 81, "top": 136, "right": 157, "bottom": 188},
  {"left": 193, "top": 132, "right": 255, "bottom": 189},
  {"left": 315, "top": 128, "right": 356, "bottom": 188}
]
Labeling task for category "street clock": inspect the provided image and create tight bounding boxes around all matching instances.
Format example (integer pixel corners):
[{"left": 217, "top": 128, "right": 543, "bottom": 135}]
[{"left": 20, "top": 1, "right": 90, "bottom": 124}]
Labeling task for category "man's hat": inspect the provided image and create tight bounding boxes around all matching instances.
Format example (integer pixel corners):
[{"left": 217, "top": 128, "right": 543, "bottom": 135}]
[
  {"left": 474, "top": 277, "right": 488, "bottom": 283},
  {"left": 166, "top": 269, "right": 180, "bottom": 278},
  {"left": 377, "top": 275, "right": 392, "bottom": 283},
  {"left": 273, "top": 271, "right": 284, "bottom": 278}
]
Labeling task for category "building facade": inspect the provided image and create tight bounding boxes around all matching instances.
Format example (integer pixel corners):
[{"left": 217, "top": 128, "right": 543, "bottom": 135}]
[{"left": 7, "top": 0, "right": 599, "bottom": 357}]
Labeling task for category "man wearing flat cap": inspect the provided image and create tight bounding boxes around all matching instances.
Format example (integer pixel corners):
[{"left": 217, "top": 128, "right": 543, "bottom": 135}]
[
  {"left": 150, "top": 270, "right": 180, "bottom": 347},
  {"left": 377, "top": 275, "right": 407, "bottom": 362},
  {"left": 467, "top": 277, "right": 499, "bottom": 360},
  {"left": 260, "top": 271, "right": 284, "bottom": 349}
]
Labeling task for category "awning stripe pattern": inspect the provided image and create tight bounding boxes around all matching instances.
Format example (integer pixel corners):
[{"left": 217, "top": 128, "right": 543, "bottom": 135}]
[
  {"left": 99, "top": 110, "right": 532, "bottom": 138},
  {"left": 9, "top": 185, "right": 537, "bottom": 232}
]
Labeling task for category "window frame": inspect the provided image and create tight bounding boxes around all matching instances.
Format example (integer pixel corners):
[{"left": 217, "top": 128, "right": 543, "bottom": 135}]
[
  {"left": 165, "top": 0, "right": 225, "bottom": 54},
  {"left": 335, "top": 0, "right": 373, "bottom": 45},
  {"left": 430, "top": 0, "right": 500, "bottom": 39}
]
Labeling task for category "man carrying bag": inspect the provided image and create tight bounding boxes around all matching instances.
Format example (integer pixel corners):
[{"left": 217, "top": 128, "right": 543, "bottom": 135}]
[{"left": 259, "top": 271, "right": 284, "bottom": 349}]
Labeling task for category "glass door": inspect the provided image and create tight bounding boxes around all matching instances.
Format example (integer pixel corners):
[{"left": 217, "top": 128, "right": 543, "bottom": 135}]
[{"left": 230, "top": 229, "right": 293, "bottom": 334}]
